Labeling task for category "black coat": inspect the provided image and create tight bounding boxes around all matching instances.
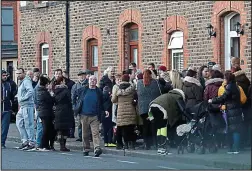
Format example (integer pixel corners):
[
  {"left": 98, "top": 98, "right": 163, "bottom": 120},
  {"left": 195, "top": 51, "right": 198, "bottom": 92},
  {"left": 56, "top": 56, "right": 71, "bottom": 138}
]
[
  {"left": 99, "top": 75, "right": 115, "bottom": 92},
  {"left": 212, "top": 81, "right": 243, "bottom": 132},
  {"left": 65, "top": 78, "right": 75, "bottom": 91},
  {"left": 158, "top": 78, "right": 173, "bottom": 94},
  {"left": 54, "top": 85, "right": 74, "bottom": 130},
  {"left": 36, "top": 85, "right": 54, "bottom": 118}
]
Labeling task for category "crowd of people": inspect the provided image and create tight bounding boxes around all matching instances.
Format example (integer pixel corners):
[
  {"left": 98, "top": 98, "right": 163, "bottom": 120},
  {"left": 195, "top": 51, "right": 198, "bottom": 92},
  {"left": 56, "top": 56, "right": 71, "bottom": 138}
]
[{"left": 1, "top": 56, "right": 251, "bottom": 157}]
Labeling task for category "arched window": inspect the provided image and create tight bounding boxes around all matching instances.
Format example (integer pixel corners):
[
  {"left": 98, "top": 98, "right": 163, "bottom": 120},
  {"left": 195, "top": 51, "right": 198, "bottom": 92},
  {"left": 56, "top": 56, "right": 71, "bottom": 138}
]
[
  {"left": 87, "top": 38, "right": 98, "bottom": 78},
  {"left": 168, "top": 31, "right": 183, "bottom": 71},
  {"left": 41, "top": 44, "right": 49, "bottom": 75},
  {"left": 224, "top": 12, "right": 240, "bottom": 70},
  {"left": 124, "top": 23, "right": 138, "bottom": 69}
]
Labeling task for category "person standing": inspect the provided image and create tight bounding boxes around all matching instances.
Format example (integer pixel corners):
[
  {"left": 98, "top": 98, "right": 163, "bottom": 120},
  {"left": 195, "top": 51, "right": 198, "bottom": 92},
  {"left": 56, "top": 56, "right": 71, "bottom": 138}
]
[
  {"left": 148, "top": 63, "right": 158, "bottom": 77},
  {"left": 15, "top": 68, "right": 35, "bottom": 150},
  {"left": 79, "top": 76, "right": 103, "bottom": 157},
  {"left": 36, "top": 76, "right": 56, "bottom": 151},
  {"left": 54, "top": 76, "right": 74, "bottom": 152},
  {"left": 71, "top": 70, "right": 89, "bottom": 142},
  {"left": 1, "top": 70, "right": 14, "bottom": 148},
  {"left": 198, "top": 65, "right": 209, "bottom": 90}
]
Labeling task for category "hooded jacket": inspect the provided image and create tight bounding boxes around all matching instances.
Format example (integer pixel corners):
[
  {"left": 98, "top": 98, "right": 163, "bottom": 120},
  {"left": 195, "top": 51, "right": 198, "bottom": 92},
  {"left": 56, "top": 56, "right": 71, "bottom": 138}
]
[
  {"left": 182, "top": 76, "right": 203, "bottom": 109},
  {"left": 17, "top": 76, "right": 34, "bottom": 107},
  {"left": 149, "top": 89, "right": 186, "bottom": 127},
  {"left": 111, "top": 82, "right": 137, "bottom": 126},
  {"left": 204, "top": 78, "right": 224, "bottom": 100},
  {"left": 1, "top": 80, "right": 12, "bottom": 112}
]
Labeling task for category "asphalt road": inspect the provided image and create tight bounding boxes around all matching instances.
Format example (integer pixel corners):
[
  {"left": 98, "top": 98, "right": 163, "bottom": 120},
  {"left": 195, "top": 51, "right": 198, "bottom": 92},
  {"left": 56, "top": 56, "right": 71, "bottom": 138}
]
[{"left": 2, "top": 141, "right": 220, "bottom": 170}]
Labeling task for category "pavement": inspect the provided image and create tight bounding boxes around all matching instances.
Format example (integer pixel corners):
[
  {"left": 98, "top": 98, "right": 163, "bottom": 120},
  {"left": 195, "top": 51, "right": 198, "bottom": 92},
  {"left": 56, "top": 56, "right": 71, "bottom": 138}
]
[{"left": 5, "top": 123, "right": 252, "bottom": 170}]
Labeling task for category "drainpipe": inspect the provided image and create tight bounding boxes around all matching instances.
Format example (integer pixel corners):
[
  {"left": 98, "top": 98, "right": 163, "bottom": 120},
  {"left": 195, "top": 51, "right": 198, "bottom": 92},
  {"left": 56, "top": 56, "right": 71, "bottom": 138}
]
[{"left": 66, "top": 0, "right": 70, "bottom": 73}]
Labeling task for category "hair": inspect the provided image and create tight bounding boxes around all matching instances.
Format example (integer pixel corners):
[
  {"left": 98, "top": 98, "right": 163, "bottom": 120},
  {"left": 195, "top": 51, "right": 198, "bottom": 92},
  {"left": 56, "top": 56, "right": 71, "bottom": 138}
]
[
  {"left": 17, "top": 68, "right": 25, "bottom": 73},
  {"left": 148, "top": 63, "right": 155, "bottom": 68},
  {"left": 210, "top": 70, "right": 224, "bottom": 79},
  {"left": 169, "top": 70, "right": 183, "bottom": 89},
  {"left": 130, "top": 62, "right": 137, "bottom": 68},
  {"left": 33, "top": 68, "right": 40, "bottom": 73},
  {"left": 198, "top": 65, "right": 208, "bottom": 78},
  {"left": 186, "top": 69, "right": 197, "bottom": 77},
  {"left": 55, "top": 76, "right": 64, "bottom": 85},
  {"left": 143, "top": 69, "right": 152, "bottom": 86},
  {"left": 181, "top": 70, "right": 187, "bottom": 78},
  {"left": 39, "top": 75, "right": 49, "bottom": 86},
  {"left": 54, "top": 69, "right": 63, "bottom": 75},
  {"left": 121, "top": 74, "right": 130, "bottom": 82},
  {"left": 224, "top": 70, "right": 236, "bottom": 84},
  {"left": 114, "top": 73, "right": 122, "bottom": 79}
]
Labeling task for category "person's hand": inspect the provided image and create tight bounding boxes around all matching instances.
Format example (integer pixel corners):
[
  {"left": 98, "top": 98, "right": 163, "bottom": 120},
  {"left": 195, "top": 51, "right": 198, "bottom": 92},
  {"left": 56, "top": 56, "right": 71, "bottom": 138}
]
[
  {"left": 208, "top": 99, "right": 212, "bottom": 103},
  {"left": 105, "top": 111, "right": 109, "bottom": 118}
]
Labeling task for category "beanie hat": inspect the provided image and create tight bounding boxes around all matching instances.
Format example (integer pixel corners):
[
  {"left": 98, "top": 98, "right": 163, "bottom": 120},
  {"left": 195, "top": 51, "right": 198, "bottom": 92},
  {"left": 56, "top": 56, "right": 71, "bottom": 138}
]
[
  {"left": 158, "top": 65, "right": 167, "bottom": 72},
  {"left": 121, "top": 74, "right": 130, "bottom": 82},
  {"left": 212, "top": 64, "right": 221, "bottom": 71},
  {"left": 137, "top": 73, "right": 143, "bottom": 80},
  {"left": 188, "top": 66, "right": 197, "bottom": 72}
]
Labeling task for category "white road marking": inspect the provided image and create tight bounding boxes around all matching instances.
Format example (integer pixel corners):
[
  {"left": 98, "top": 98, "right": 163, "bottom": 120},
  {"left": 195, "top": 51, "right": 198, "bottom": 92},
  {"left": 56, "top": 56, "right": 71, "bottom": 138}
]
[
  {"left": 157, "top": 166, "right": 176, "bottom": 170},
  {"left": 117, "top": 160, "right": 138, "bottom": 164},
  {"left": 60, "top": 153, "right": 73, "bottom": 156},
  {"left": 92, "top": 157, "right": 102, "bottom": 159}
]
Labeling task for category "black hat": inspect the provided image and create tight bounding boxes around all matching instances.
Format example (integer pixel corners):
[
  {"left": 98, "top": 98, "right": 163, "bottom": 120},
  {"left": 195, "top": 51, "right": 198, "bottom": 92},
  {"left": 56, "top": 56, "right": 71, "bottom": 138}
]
[{"left": 2, "top": 70, "right": 7, "bottom": 75}]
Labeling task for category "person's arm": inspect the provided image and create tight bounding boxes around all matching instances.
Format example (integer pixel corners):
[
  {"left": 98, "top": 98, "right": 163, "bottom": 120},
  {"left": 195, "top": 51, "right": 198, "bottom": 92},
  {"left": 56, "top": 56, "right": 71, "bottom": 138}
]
[
  {"left": 212, "top": 85, "right": 231, "bottom": 104},
  {"left": 203, "top": 86, "right": 209, "bottom": 101},
  {"left": 194, "top": 85, "right": 203, "bottom": 103},
  {"left": 71, "top": 84, "right": 77, "bottom": 107},
  {"left": 111, "top": 86, "right": 119, "bottom": 103},
  {"left": 20, "top": 80, "right": 34, "bottom": 102}
]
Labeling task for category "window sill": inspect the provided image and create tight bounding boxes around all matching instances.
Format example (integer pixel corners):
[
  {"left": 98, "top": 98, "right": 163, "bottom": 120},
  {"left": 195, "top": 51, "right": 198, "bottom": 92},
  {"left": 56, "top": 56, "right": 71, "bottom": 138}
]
[{"left": 36, "top": 2, "right": 49, "bottom": 8}]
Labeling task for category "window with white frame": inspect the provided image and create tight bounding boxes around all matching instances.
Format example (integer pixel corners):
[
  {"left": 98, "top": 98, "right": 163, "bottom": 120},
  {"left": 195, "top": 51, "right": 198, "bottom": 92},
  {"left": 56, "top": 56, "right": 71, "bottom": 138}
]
[
  {"left": 92, "top": 45, "right": 98, "bottom": 67},
  {"left": 41, "top": 44, "right": 49, "bottom": 75},
  {"left": 168, "top": 31, "right": 184, "bottom": 71},
  {"left": 224, "top": 12, "right": 240, "bottom": 70}
]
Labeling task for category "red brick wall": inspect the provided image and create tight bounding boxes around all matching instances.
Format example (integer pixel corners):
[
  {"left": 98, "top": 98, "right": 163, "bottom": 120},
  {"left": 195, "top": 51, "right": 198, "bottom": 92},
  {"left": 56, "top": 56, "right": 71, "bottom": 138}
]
[{"left": 1, "top": 1, "right": 18, "bottom": 42}]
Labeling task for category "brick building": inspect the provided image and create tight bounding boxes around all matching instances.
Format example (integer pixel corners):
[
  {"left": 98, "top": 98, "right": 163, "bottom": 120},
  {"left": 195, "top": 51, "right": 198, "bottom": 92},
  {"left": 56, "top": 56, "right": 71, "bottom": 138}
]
[
  {"left": 18, "top": 1, "right": 251, "bottom": 80},
  {"left": 1, "top": 1, "right": 18, "bottom": 82}
]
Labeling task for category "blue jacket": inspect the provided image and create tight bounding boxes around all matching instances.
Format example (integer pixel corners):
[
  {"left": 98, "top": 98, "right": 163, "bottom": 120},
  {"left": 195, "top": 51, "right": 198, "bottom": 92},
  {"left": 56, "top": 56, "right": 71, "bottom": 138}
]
[
  {"left": 1, "top": 80, "right": 12, "bottom": 112},
  {"left": 17, "top": 76, "right": 34, "bottom": 107}
]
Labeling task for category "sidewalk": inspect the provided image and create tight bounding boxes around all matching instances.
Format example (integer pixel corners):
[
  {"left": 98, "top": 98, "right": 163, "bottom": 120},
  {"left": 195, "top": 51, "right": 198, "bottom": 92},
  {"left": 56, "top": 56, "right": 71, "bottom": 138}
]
[{"left": 7, "top": 123, "right": 251, "bottom": 169}]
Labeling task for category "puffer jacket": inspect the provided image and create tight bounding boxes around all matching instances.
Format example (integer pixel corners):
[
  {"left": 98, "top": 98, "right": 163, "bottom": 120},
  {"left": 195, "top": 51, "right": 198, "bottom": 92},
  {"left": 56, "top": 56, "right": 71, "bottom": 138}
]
[
  {"left": 182, "top": 76, "right": 203, "bottom": 109},
  {"left": 204, "top": 78, "right": 224, "bottom": 100},
  {"left": 233, "top": 70, "right": 250, "bottom": 98},
  {"left": 212, "top": 81, "right": 244, "bottom": 132},
  {"left": 111, "top": 82, "right": 137, "bottom": 126},
  {"left": 54, "top": 85, "right": 74, "bottom": 130},
  {"left": 36, "top": 85, "right": 54, "bottom": 118}
]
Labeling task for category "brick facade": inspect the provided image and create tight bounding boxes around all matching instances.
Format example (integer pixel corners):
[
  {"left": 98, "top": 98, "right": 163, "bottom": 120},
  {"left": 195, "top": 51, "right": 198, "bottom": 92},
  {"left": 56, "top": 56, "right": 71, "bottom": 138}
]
[{"left": 18, "top": 1, "right": 251, "bottom": 80}]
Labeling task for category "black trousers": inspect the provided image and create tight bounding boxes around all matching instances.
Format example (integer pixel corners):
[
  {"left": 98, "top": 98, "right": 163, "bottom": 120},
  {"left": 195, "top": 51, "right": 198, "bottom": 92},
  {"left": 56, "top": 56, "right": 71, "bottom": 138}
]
[
  {"left": 102, "top": 119, "right": 114, "bottom": 144},
  {"left": 40, "top": 116, "right": 56, "bottom": 149},
  {"left": 116, "top": 125, "right": 136, "bottom": 146},
  {"left": 141, "top": 113, "right": 156, "bottom": 147}
]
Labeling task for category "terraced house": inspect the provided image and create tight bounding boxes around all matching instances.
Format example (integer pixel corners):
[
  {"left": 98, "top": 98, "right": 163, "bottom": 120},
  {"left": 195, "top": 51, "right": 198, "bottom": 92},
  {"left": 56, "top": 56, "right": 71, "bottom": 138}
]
[{"left": 17, "top": 1, "right": 251, "bottom": 80}]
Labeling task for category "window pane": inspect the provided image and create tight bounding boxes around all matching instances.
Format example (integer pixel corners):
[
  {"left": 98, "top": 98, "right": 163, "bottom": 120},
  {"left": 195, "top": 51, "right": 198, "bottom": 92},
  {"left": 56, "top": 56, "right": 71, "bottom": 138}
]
[
  {"left": 130, "top": 29, "right": 138, "bottom": 41},
  {"left": 133, "top": 48, "right": 138, "bottom": 65},
  {"left": 230, "top": 37, "right": 240, "bottom": 58},
  {"left": 92, "top": 46, "right": 98, "bottom": 67},
  {"left": 42, "top": 48, "right": 49, "bottom": 56},
  {"left": 1, "top": 26, "right": 14, "bottom": 41},
  {"left": 230, "top": 14, "right": 240, "bottom": 31},
  {"left": 42, "top": 60, "right": 47, "bottom": 75},
  {"left": 1, "top": 8, "right": 13, "bottom": 25},
  {"left": 172, "top": 52, "right": 183, "bottom": 72}
]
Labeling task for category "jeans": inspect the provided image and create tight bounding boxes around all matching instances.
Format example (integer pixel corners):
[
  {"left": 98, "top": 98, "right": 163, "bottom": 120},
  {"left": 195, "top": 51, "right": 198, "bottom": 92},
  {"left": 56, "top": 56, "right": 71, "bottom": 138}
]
[
  {"left": 36, "top": 116, "right": 43, "bottom": 147},
  {"left": 16, "top": 106, "right": 35, "bottom": 145},
  {"left": 228, "top": 132, "right": 240, "bottom": 151},
  {"left": 41, "top": 116, "right": 56, "bottom": 149},
  {"left": 1, "top": 111, "right": 11, "bottom": 146}
]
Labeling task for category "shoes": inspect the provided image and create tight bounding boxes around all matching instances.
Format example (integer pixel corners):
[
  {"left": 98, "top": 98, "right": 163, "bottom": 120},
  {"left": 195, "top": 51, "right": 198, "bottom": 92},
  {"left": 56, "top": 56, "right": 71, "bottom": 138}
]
[
  {"left": 108, "top": 143, "right": 116, "bottom": 147},
  {"left": 94, "top": 148, "right": 102, "bottom": 157},
  {"left": 1, "top": 145, "right": 6, "bottom": 149},
  {"left": 50, "top": 146, "right": 56, "bottom": 151},
  {"left": 83, "top": 151, "right": 89, "bottom": 156},
  {"left": 76, "top": 138, "right": 82, "bottom": 142},
  {"left": 17, "top": 143, "right": 28, "bottom": 150},
  {"left": 104, "top": 143, "right": 108, "bottom": 147},
  {"left": 23, "top": 144, "right": 35, "bottom": 151}
]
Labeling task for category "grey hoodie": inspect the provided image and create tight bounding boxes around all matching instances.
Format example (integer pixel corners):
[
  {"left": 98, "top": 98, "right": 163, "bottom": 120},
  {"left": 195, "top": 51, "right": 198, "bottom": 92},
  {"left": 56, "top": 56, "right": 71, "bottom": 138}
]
[{"left": 17, "top": 76, "right": 34, "bottom": 107}]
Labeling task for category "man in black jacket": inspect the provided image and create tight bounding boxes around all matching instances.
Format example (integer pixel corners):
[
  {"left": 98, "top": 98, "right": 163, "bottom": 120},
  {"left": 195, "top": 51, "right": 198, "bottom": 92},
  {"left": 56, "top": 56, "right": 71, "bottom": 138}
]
[{"left": 1, "top": 70, "right": 15, "bottom": 148}]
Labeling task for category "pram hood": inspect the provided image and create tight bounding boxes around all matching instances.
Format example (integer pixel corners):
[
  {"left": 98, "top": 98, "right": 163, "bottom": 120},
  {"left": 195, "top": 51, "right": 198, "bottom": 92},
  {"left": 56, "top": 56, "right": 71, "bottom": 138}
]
[{"left": 149, "top": 89, "right": 186, "bottom": 126}]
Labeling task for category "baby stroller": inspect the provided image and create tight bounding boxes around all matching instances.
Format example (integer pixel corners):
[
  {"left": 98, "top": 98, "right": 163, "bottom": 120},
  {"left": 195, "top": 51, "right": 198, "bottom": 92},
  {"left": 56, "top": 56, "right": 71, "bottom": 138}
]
[{"left": 176, "top": 100, "right": 218, "bottom": 154}]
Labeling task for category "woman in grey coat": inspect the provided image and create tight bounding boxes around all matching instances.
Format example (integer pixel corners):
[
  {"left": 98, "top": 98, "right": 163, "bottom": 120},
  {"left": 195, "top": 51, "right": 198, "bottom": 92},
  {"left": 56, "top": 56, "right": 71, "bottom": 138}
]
[{"left": 137, "top": 69, "right": 162, "bottom": 149}]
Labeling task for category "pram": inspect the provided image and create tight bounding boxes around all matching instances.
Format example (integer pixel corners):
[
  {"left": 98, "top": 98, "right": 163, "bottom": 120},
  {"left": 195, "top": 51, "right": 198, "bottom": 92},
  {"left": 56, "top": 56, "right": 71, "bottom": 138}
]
[{"left": 176, "top": 100, "right": 220, "bottom": 154}]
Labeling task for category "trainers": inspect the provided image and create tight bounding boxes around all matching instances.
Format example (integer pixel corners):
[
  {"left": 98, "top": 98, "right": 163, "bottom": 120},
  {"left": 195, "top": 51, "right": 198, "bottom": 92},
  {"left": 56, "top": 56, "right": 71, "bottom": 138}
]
[
  {"left": 23, "top": 145, "right": 35, "bottom": 151},
  {"left": 108, "top": 143, "right": 116, "bottom": 147},
  {"left": 83, "top": 151, "right": 89, "bottom": 156},
  {"left": 104, "top": 143, "right": 108, "bottom": 147},
  {"left": 233, "top": 151, "right": 240, "bottom": 154},
  {"left": 94, "top": 148, "right": 102, "bottom": 157},
  {"left": 41, "top": 148, "right": 50, "bottom": 152},
  {"left": 17, "top": 143, "right": 28, "bottom": 150}
]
